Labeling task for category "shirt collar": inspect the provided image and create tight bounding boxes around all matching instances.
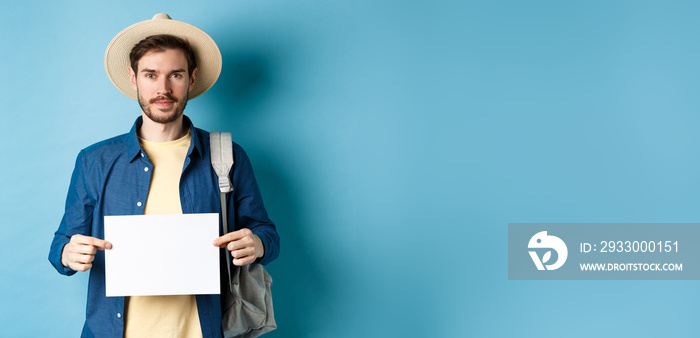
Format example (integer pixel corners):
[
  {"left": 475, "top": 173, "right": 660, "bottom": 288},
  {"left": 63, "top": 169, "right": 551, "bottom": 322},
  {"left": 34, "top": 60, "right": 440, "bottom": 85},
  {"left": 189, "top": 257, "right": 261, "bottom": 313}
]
[{"left": 126, "top": 115, "right": 204, "bottom": 162}]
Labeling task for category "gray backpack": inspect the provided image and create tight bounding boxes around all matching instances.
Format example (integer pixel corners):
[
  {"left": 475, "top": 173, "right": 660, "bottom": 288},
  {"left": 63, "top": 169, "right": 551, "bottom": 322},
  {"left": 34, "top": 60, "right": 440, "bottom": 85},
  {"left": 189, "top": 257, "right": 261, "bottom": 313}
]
[{"left": 210, "top": 132, "right": 276, "bottom": 338}]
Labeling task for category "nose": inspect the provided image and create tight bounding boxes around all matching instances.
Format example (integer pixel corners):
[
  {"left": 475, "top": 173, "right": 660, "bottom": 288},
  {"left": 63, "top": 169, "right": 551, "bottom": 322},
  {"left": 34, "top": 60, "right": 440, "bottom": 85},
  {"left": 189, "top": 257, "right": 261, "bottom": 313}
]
[{"left": 156, "top": 76, "right": 172, "bottom": 95}]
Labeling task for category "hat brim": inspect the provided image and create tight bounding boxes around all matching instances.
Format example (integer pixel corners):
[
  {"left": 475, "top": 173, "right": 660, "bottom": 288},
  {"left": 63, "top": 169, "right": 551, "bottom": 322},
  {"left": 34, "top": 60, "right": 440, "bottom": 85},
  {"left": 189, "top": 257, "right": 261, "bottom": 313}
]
[{"left": 104, "top": 14, "right": 222, "bottom": 101}]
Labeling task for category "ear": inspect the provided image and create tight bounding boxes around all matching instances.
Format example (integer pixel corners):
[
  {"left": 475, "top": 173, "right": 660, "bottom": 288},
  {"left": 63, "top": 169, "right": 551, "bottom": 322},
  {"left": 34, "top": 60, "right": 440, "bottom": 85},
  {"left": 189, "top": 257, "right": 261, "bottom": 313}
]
[
  {"left": 128, "top": 66, "right": 137, "bottom": 91},
  {"left": 189, "top": 67, "right": 198, "bottom": 91}
]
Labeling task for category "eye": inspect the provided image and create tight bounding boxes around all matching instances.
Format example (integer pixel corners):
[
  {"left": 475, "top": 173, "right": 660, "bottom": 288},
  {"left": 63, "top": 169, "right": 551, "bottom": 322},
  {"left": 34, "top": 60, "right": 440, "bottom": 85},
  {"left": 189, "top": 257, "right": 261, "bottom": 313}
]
[
  {"left": 145, "top": 73, "right": 156, "bottom": 79},
  {"left": 170, "top": 73, "right": 183, "bottom": 79}
]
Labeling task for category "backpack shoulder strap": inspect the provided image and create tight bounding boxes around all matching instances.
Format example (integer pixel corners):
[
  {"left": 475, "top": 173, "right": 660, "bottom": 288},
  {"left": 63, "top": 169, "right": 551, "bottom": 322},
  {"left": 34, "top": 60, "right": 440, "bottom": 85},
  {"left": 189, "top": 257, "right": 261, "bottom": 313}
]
[
  {"left": 210, "top": 131, "right": 234, "bottom": 193},
  {"left": 210, "top": 131, "right": 235, "bottom": 291}
]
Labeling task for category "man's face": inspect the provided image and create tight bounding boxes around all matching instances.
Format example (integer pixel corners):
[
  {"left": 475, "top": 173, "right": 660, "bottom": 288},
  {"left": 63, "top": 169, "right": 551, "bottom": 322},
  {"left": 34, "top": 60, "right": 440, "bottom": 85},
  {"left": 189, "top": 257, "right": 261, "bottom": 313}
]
[{"left": 128, "top": 48, "right": 197, "bottom": 124}]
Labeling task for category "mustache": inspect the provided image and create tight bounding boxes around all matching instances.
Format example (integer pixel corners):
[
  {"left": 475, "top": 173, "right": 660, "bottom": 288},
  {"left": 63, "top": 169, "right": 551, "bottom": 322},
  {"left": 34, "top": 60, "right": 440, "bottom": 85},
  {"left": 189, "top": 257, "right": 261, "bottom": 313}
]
[{"left": 149, "top": 95, "right": 178, "bottom": 104}]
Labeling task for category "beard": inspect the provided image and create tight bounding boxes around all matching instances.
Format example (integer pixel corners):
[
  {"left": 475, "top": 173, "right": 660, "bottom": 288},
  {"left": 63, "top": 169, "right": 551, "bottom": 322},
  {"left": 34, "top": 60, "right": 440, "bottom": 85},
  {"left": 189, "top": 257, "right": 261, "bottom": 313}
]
[{"left": 137, "top": 89, "right": 189, "bottom": 124}]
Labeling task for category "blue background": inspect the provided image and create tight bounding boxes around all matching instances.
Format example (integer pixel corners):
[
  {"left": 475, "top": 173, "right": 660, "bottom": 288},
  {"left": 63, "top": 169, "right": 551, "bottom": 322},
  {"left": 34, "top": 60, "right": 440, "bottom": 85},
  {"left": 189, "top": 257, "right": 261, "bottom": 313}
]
[{"left": 2, "top": 0, "right": 699, "bottom": 337}]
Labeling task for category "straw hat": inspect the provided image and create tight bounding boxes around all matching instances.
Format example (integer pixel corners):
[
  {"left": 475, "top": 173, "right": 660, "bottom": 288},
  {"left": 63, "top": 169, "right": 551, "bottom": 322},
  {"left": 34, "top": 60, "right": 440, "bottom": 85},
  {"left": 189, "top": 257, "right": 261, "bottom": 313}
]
[{"left": 104, "top": 13, "right": 222, "bottom": 101}]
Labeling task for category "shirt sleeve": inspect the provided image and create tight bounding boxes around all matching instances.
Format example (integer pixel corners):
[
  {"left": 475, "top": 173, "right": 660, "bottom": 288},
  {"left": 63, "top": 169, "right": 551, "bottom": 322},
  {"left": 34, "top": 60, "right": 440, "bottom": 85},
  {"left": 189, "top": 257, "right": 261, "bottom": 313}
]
[
  {"left": 48, "top": 150, "right": 96, "bottom": 275},
  {"left": 229, "top": 143, "right": 280, "bottom": 266}
]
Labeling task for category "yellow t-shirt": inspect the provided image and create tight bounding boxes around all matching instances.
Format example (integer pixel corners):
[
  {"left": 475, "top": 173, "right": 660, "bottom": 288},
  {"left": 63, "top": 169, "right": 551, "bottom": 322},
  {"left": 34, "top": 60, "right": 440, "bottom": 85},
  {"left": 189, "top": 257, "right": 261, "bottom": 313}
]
[{"left": 125, "top": 130, "right": 203, "bottom": 338}]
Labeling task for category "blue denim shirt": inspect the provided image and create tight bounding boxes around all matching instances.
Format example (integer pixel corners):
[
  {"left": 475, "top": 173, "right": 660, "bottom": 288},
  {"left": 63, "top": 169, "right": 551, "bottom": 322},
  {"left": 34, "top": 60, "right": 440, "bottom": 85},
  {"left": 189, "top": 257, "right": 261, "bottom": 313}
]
[{"left": 48, "top": 116, "right": 280, "bottom": 338}]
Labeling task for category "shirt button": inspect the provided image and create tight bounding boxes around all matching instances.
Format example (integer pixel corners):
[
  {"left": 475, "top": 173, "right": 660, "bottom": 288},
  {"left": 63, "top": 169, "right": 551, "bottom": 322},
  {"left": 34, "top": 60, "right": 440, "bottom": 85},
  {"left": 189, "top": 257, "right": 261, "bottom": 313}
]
[
  {"left": 144, "top": 167, "right": 149, "bottom": 172},
  {"left": 117, "top": 313, "right": 122, "bottom": 318},
  {"left": 141, "top": 152, "right": 144, "bottom": 157},
  {"left": 137, "top": 202, "right": 142, "bottom": 207}
]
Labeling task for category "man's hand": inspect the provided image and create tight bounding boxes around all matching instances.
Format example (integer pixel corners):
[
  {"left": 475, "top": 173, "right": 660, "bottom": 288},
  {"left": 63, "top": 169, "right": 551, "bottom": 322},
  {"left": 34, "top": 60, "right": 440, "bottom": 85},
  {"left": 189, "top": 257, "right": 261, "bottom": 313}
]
[
  {"left": 61, "top": 235, "right": 112, "bottom": 272},
  {"left": 213, "top": 229, "right": 264, "bottom": 266}
]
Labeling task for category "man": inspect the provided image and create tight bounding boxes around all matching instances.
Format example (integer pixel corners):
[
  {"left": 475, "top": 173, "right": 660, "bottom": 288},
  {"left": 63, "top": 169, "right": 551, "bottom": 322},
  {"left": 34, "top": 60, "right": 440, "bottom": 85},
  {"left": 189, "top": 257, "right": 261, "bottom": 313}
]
[{"left": 48, "top": 14, "right": 280, "bottom": 337}]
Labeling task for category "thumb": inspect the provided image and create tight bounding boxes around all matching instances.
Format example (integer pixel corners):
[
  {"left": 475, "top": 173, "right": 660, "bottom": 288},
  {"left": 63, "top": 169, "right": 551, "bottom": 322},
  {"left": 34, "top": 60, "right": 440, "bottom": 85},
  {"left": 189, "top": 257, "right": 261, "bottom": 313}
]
[{"left": 90, "top": 238, "right": 112, "bottom": 250}]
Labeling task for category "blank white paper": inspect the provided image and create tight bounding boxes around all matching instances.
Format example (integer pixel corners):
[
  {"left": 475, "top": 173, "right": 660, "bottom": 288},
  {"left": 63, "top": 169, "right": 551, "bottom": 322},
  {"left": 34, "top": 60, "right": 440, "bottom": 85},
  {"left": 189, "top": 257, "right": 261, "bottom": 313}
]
[{"left": 104, "top": 213, "right": 220, "bottom": 297}]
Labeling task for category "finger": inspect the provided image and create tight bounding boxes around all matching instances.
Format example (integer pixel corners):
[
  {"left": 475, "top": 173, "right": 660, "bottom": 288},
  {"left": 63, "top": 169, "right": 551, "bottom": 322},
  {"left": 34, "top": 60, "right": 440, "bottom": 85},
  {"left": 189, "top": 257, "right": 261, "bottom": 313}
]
[
  {"left": 71, "top": 244, "right": 98, "bottom": 256},
  {"left": 232, "top": 254, "right": 255, "bottom": 266},
  {"left": 72, "top": 253, "right": 95, "bottom": 264},
  {"left": 88, "top": 237, "right": 112, "bottom": 250},
  {"left": 70, "top": 262, "right": 92, "bottom": 272},
  {"left": 213, "top": 229, "right": 252, "bottom": 247},
  {"left": 230, "top": 247, "right": 255, "bottom": 259},
  {"left": 226, "top": 237, "right": 254, "bottom": 252},
  {"left": 70, "top": 234, "right": 90, "bottom": 244},
  {"left": 71, "top": 235, "right": 112, "bottom": 250}
]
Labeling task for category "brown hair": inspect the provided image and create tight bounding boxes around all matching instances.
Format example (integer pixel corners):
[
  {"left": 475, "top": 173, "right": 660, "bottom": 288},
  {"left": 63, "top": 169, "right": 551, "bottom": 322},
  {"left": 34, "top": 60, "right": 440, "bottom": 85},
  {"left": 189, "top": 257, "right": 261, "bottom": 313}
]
[{"left": 129, "top": 34, "right": 197, "bottom": 75}]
